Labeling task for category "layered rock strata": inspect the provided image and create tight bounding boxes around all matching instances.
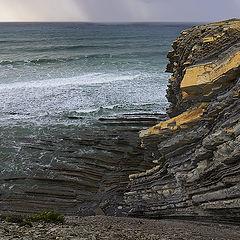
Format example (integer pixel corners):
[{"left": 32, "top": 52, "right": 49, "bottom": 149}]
[
  {"left": 0, "top": 113, "right": 166, "bottom": 216},
  {"left": 125, "top": 19, "right": 240, "bottom": 223}
]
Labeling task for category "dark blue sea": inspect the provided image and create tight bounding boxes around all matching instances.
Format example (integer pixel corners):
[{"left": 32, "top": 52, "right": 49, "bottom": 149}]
[{"left": 0, "top": 22, "right": 196, "bottom": 181}]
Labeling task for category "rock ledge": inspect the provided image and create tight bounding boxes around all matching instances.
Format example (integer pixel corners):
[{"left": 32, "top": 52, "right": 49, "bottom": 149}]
[{"left": 125, "top": 19, "right": 240, "bottom": 223}]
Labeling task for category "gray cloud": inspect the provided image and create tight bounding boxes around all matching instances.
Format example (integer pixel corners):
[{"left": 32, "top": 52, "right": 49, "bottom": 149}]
[
  {"left": 77, "top": 0, "right": 240, "bottom": 22},
  {"left": 0, "top": 0, "right": 88, "bottom": 21},
  {"left": 0, "top": 0, "right": 239, "bottom": 22}
]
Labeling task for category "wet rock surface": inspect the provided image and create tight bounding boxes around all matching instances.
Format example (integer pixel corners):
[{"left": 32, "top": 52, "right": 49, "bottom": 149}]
[
  {"left": 125, "top": 19, "right": 240, "bottom": 223},
  {"left": 0, "top": 113, "right": 167, "bottom": 216},
  {"left": 0, "top": 216, "right": 240, "bottom": 240}
]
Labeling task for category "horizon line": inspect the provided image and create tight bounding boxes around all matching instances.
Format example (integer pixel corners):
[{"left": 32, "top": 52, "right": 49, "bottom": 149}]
[{"left": 0, "top": 20, "right": 208, "bottom": 24}]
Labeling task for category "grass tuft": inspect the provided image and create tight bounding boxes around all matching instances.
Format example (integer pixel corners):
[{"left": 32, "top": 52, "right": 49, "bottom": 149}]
[
  {"left": 5, "top": 211, "right": 65, "bottom": 227},
  {"left": 26, "top": 211, "right": 65, "bottom": 224},
  {"left": 6, "top": 216, "right": 33, "bottom": 227}
]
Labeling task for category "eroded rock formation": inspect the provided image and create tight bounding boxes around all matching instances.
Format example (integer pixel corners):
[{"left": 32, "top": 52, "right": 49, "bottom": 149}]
[
  {"left": 0, "top": 113, "right": 166, "bottom": 216},
  {"left": 125, "top": 19, "right": 240, "bottom": 223}
]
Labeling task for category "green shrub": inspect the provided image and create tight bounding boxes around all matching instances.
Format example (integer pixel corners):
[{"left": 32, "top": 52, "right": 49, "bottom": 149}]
[
  {"left": 6, "top": 211, "right": 64, "bottom": 226},
  {"left": 6, "top": 216, "right": 24, "bottom": 224},
  {"left": 6, "top": 216, "right": 33, "bottom": 227},
  {"left": 27, "top": 211, "right": 65, "bottom": 224},
  {"left": 19, "top": 220, "right": 33, "bottom": 227}
]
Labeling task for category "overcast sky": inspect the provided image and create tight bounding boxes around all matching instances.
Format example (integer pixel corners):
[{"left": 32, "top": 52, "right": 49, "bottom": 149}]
[{"left": 0, "top": 0, "right": 239, "bottom": 22}]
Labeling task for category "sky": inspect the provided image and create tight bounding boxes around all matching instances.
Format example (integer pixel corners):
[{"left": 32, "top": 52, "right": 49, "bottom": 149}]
[{"left": 0, "top": 0, "right": 239, "bottom": 22}]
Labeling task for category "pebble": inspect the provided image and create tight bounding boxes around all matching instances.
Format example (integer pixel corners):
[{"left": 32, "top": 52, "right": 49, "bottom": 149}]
[{"left": 0, "top": 216, "right": 239, "bottom": 240}]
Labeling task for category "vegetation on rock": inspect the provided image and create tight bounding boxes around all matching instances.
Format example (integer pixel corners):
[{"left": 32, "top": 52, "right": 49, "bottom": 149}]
[
  {"left": 5, "top": 211, "right": 65, "bottom": 227},
  {"left": 27, "top": 211, "right": 65, "bottom": 224},
  {"left": 6, "top": 216, "right": 33, "bottom": 227}
]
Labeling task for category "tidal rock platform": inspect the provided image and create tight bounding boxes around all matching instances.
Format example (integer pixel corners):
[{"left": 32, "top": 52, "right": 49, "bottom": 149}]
[{"left": 0, "top": 112, "right": 166, "bottom": 216}]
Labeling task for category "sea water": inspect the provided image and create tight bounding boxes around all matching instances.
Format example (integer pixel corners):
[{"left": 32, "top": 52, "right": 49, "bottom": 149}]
[{"left": 0, "top": 22, "right": 195, "bottom": 178}]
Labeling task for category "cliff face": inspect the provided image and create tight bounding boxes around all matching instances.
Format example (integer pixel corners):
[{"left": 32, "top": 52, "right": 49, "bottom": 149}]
[{"left": 125, "top": 19, "right": 240, "bottom": 222}]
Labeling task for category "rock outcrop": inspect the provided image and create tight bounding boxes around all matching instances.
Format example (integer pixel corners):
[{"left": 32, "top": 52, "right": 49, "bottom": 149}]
[
  {"left": 0, "top": 113, "right": 166, "bottom": 216},
  {"left": 125, "top": 19, "right": 240, "bottom": 223}
]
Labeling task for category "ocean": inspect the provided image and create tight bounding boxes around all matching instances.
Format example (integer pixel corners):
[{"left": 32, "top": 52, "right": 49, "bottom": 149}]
[{"left": 0, "top": 22, "right": 195, "bottom": 190}]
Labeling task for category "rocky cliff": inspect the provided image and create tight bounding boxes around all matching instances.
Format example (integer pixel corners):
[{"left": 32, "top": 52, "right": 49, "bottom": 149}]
[{"left": 125, "top": 19, "right": 240, "bottom": 223}]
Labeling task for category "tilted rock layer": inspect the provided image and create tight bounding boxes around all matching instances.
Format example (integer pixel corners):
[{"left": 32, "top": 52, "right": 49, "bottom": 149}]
[
  {"left": 0, "top": 113, "right": 166, "bottom": 216},
  {"left": 125, "top": 19, "right": 240, "bottom": 223}
]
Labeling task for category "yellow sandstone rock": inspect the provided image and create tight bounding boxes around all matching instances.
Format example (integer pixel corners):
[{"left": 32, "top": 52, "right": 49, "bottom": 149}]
[
  {"left": 169, "top": 76, "right": 176, "bottom": 82},
  {"left": 180, "top": 50, "right": 240, "bottom": 96},
  {"left": 183, "top": 61, "right": 191, "bottom": 66},
  {"left": 202, "top": 33, "right": 225, "bottom": 43},
  {"left": 182, "top": 91, "right": 189, "bottom": 99},
  {"left": 202, "top": 36, "right": 215, "bottom": 43},
  {"left": 140, "top": 103, "right": 208, "bottom": 137}
]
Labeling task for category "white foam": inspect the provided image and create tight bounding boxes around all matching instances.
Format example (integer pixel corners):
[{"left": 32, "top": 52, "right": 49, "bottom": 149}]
[{"left": 0, "top": 72, "right": 141, "bottom": 90}]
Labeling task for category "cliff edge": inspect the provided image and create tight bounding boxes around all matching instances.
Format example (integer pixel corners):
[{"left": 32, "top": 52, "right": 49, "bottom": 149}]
[{"left": 125, "top": 19, "right": 240, "bottom": 223}]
